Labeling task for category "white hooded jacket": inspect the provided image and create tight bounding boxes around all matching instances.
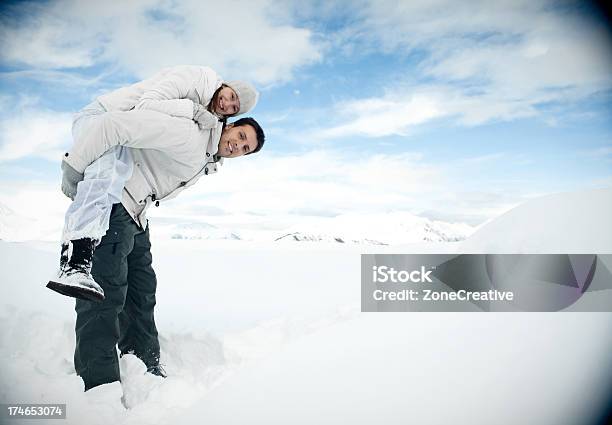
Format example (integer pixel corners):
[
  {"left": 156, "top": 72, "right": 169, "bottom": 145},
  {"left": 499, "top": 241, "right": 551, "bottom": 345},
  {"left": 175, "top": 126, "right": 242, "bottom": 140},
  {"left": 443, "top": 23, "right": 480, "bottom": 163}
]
[{"left": 98, "top": 65, "right": 223, "bottom": 118}]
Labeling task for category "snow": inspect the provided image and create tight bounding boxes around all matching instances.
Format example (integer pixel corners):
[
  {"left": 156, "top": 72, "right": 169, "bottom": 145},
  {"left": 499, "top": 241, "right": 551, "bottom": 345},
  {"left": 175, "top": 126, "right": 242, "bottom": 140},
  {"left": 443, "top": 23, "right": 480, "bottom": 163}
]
[
  {"left": 460, "top": 188, "right": 612, "bottom": 254},
  {"left": 176, "top": 314, "right": 612, "bottom": 425},
  {"left": 0, "top": 202, "right": 37, "bottom": 242},
  {"left": 1, "top": 188, "right": 611, "bottom": 424}
]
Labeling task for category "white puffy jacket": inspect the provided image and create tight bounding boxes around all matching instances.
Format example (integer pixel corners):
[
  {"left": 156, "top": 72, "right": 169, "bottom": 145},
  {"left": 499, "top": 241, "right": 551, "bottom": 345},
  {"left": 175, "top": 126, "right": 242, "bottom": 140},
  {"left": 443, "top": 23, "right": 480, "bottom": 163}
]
[{"left": 98, "top": 65, "right": 223, "bottom": 118}]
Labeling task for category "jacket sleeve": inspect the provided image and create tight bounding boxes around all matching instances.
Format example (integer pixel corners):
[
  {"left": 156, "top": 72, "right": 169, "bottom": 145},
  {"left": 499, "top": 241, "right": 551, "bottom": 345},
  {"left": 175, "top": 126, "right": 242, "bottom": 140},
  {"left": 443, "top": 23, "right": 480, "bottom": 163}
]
[
  {"left": 195, "top": 109, "right": 223, "bottom": 130},
  {"left": 134, "top": 66, "right": 221, "bottom": 119},
  {"left": 64, "top": 109, "right": 221, "bottom": 173}
]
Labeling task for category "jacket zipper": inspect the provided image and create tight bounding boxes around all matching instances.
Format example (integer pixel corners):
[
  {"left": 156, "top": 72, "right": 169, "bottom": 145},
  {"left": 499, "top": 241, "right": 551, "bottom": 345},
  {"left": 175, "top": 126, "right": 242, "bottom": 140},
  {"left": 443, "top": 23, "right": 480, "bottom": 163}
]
[{"left": 156, "top": 158, "right": 218, "bottom": 202}]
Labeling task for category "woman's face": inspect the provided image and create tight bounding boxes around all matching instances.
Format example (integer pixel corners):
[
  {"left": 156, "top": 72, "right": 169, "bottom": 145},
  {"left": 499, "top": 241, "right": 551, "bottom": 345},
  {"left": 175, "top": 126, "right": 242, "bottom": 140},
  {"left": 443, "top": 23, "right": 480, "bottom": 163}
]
[{"left": 214, "top": 86, "right": 240, "bottom": 116}]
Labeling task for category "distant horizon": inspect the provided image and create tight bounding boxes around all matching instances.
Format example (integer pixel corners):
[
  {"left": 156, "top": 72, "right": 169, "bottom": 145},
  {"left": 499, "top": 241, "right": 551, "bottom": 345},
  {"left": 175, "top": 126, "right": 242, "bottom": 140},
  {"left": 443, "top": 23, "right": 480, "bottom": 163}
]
[{"left": 2, "top": 187, "right": 611, "bottom": 246}]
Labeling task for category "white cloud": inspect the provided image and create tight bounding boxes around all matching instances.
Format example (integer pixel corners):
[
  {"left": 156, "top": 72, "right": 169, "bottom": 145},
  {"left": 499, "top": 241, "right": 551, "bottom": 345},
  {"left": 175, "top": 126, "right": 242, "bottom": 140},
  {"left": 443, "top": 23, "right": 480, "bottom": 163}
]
[
  {"left": 315, "top": 93, "right": 445, "bottom": 139},
  {"left": 305, "top": 0, "right": 612, "bottom": 137},
  {"left": 141, "top": 148, "right": 546, "bottom": 226},
  {"left": 0, "top": 2, "right": 99, "bottom": 69},
  {"left": 0, "top": 0, "right": 322, "bottom": 84},
  {"left": 0, "top": 149, "right": 449, "bottom": 240},
  {"left": 1, "top": 69, "right": 115, "bottom": 91},
  {"left": 0, "top": 106, "right": 72, "bottom": 162},
  {"left": 308, "top": 84, "right": 542, "bottom": 140},
  {"left": 579, "top": 146, "right": 612, "bottom": 163},
  {"left": 149, "top": 149, "right": 471, "bottom": 222},
  {"left": 0, "top": 145, "right": 572, "bottom": 237}
]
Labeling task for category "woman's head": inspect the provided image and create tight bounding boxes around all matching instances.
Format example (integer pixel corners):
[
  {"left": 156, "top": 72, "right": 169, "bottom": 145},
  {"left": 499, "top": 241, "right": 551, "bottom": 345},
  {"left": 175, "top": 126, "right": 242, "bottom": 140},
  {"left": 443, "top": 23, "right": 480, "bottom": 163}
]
[{"left": 209, "top": 81, "right": 259, "bottom": 117}]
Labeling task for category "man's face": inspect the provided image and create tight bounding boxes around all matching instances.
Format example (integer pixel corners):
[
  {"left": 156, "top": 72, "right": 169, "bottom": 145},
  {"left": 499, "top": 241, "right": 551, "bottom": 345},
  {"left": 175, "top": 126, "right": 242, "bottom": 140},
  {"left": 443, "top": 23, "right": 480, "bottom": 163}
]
[
  {"left": 214, "top": 86, "right": 240, "bottom": 116},
  {"left": 217, "top": 124, "right": 258, "bottom": 158}
]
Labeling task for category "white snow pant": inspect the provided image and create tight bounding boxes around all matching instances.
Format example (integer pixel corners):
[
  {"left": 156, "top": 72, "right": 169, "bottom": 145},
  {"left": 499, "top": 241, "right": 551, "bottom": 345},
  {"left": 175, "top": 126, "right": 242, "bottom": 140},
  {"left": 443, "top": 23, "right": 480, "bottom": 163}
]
[{"left": 62, "top": 101, "right": 134, "bottom": 243}]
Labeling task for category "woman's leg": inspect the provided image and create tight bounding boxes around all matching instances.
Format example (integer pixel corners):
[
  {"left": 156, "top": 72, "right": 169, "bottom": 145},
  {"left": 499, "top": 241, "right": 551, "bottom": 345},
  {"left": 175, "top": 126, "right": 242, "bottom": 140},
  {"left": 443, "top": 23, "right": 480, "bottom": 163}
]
[
  {"left": 61, "top": 146, "right": 133, "bottom": 243},
  {"left": 63, "top": 100, "right": 134, "bottom": 243},
  {"left": 48, "top": 101, "right": 134, "bottom": 301},
  {"left": 48, "top": 146, "right": 134, "bottom": 301}
]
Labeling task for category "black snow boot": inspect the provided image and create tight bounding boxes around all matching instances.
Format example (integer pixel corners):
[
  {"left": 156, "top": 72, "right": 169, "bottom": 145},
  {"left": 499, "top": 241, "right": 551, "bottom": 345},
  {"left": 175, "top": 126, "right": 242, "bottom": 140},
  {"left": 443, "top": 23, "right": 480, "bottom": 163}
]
[
  {"left": 59, "top": 242, "right": 69, "bottom": 271},
  {"left": 47, "top": 238, "right": 105, "bottom": 302},
  {"left": 146, "top": 364, "right": 168, "bottom": 378}
]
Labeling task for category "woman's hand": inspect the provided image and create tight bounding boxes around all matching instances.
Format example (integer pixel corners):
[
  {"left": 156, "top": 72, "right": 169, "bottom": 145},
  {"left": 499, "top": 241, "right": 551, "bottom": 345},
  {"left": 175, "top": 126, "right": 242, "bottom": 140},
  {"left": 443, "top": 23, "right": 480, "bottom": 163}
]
[{"left": 193, "top": 104, "right": 221, "bottom": 130}]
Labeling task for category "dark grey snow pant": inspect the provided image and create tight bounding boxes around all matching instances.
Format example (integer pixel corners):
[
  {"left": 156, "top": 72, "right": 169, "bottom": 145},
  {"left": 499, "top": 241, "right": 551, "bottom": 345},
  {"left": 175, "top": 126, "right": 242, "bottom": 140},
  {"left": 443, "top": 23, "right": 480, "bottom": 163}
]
[{"left": 74, "top": 203, "right": 160, "bottom": 391}]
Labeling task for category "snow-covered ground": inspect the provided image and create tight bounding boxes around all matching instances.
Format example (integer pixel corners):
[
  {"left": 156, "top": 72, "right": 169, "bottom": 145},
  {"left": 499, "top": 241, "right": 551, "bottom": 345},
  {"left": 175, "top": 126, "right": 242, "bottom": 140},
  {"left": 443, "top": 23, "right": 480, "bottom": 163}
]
[{"left": 1, "top": 188, "right": 611, "bottom": 424}]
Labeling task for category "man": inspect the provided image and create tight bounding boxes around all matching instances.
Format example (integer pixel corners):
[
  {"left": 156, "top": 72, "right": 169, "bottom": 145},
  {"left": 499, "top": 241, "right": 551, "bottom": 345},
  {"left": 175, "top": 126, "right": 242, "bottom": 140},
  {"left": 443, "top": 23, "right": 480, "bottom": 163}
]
[
  {"left": 64, "top": 114, "right": 265, "bottom": 391},
  {"left": 47, "top": 66, "right": 258, "bottom": 302}
]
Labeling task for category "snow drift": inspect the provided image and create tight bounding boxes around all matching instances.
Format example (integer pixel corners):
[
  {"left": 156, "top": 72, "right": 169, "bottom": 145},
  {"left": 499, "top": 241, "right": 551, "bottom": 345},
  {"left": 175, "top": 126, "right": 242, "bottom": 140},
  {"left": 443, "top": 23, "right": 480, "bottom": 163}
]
[{"left": 460, "top": 188, "right": 612, "bottom": 253}]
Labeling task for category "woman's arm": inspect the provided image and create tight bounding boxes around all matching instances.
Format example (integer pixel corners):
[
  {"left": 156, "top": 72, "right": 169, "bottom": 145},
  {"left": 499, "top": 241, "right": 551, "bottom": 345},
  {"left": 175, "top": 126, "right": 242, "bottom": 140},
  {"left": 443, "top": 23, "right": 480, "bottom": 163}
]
[{"left": 134, "top": 66, "right": 222, "bottom": 119}]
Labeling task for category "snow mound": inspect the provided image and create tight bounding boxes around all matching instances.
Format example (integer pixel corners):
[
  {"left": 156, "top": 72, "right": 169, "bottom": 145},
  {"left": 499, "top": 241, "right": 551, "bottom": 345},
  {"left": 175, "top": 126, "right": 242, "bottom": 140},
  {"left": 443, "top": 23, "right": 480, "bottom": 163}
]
[
  {"left": 0, "top": 306, "right": 239, "bottom": 425},
  {"left": 0, "top": 301, "right": 356, "bottom": 425},
  {"left": 174, "top": 314, "right": 612, "bottom": 425},
  {"left": 460, "top": 188, "right": 612, "bottom": 253}
]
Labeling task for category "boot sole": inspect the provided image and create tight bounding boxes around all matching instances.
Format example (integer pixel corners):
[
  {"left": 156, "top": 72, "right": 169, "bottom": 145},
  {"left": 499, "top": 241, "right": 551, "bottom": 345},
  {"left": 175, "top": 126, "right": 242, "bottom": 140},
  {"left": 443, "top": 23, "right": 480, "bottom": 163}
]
[{"left": 46, "top": 280, "right": 105, "bottom": 302}]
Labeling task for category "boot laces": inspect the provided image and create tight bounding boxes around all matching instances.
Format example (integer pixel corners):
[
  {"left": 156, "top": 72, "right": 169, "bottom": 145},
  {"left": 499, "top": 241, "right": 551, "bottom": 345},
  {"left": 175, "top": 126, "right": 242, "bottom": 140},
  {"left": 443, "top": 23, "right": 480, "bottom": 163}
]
[{"left": 64, "top": 239, "right": 96, "bottom": 276}]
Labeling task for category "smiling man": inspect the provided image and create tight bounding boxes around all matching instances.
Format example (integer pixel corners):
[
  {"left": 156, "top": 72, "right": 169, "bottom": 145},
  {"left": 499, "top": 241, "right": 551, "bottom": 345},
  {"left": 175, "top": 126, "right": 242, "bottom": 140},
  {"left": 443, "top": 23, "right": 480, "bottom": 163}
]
[
  {"left": 218, "top": 119, "right": 261, "bottom": 157},
  {"left": 63, "top": 113, "right": 264, "bottom": 392}
]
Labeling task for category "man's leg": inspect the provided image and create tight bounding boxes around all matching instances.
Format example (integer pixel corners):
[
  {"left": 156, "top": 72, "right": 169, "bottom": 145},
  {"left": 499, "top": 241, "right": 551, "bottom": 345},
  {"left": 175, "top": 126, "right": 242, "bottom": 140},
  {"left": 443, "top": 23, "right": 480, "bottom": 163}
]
[
  {"left": 74, "top": 204, "right": 137, "bottom": 391},
  {"left": 118, "top": 224, "right": 161, "bottom": 370}
]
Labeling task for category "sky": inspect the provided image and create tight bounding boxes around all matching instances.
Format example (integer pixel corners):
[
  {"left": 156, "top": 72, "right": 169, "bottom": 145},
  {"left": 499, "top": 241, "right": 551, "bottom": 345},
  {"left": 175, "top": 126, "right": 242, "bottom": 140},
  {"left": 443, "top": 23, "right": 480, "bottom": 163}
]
[{"left": 0, "top": 0, "right": 611, "bottom": 233}]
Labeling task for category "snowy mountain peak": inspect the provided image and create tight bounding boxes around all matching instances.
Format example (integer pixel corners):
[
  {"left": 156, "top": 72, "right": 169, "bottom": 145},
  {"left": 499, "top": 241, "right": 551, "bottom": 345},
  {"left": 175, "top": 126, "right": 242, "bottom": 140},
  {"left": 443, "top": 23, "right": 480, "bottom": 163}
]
[
  {"left": 275, "top": 232, "right": 388, "bottom": 245},
  {"left": 159, "top": 222, "right": 242, "bottom": 240},
  {"left": 274, "top": 212, "right": 473, "bottom": 245},
  {"left": 0, "top": 202, "right": 38, "bottom": 241},
  {"left": 0, "top": 202, "right": 15, "bottom": 216}
]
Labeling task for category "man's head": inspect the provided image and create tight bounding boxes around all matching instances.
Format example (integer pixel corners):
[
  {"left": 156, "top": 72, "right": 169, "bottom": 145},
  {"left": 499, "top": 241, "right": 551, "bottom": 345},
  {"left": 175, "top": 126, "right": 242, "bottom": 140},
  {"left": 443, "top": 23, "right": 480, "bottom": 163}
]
[{"left": 216, "top": 117, "right": 265, "bottom": 158}]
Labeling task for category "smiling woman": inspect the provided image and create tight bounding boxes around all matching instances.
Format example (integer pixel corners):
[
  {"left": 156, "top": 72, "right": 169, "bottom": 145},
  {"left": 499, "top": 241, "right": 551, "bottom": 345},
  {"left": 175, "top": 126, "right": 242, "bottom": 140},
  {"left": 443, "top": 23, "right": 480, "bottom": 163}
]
[{"left": 214, "top": 86, "right": 240, "bottom": 116}]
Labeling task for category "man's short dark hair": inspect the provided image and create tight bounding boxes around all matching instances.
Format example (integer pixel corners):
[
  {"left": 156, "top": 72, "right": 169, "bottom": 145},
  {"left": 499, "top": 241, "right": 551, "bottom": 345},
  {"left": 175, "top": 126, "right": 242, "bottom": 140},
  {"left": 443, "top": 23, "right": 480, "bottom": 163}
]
[{"left": 232, "top": 117, "right": 265, "bottom": 155}]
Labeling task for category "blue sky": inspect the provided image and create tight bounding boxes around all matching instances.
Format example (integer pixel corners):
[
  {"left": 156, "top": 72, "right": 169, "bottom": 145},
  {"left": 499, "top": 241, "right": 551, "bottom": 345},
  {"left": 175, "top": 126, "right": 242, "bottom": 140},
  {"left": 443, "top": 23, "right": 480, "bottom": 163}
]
[{"left": 0, "top": 0, "right": 611, "bottom": 229}]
